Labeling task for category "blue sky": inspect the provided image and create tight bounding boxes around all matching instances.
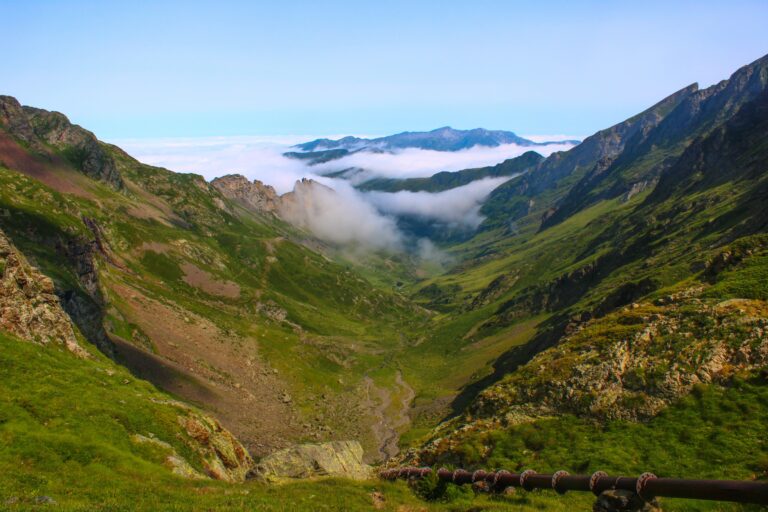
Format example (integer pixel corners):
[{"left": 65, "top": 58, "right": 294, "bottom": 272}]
[{"left": 3, "top": 0, "right": 768, "bottom": 139}]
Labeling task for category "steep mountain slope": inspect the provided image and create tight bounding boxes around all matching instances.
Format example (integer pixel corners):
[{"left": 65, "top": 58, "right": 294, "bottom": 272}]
[
  {"left": 400, "top": 58, "right": 768, "bottom": 491},
  {"left": 475, "top": 54, "right": 767, "bottom": 236},
  {"left": 478, "top": 82, "right": 699, "bottom": 232},
  {"left": 538, "top": 53, "right": 768, "bottom": 229}
]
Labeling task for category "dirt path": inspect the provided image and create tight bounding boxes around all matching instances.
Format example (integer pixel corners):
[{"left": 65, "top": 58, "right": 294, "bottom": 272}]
[{"left": 362, "top": 370, "right": 415, "bottom": 462}]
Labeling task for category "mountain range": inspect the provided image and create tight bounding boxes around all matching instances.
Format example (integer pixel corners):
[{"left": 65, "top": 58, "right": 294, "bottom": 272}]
[
  {"left": 283, "top": 126, "right": 578, "bottom": 166},
  {"left": 0, "top": 52, "right": 767, "bottom": 511}
]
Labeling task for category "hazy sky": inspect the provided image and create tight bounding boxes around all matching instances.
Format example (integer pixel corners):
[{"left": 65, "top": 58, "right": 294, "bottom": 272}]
[{"left": 4, "top": 1, "right": 768, "bottom": 139}]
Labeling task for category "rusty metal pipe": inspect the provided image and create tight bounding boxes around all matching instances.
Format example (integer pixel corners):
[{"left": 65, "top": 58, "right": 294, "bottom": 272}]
[
  {"left": 644, "top": 477, "right": 768, "bottom": 504},
  {"left": 380, "top": 467, "right": 768, "bottom": 505}
]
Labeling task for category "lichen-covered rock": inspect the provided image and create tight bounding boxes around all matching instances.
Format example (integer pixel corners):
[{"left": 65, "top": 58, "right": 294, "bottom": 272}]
[
  {"left": 179, "top": 413, "right": 254, "bottom": 482},
  {"left": 0, "top": 228, "right": 88, "bottom": 357},
  {"left": 254, "top": 441, "right": 373, "bottom": 482}
]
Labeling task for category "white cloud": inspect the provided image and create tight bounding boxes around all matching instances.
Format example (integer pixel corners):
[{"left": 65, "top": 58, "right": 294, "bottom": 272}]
[
  {"left": 312, "top": 142, "right": 574, "bottom": 182},
  {"left": 364, "top": 177, "right": 512, "bottom": 228},
  {"left": 109, "top": 134, "right": 573, "bottom": 252},
  {"left": 279, "top": 178, "right": 403, "bottom": 251},
  {"left": 112, "top": 135, "right": 318, "bottom": 193}
]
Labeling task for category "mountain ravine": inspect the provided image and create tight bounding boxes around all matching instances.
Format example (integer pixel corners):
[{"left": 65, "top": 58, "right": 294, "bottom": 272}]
[{"left": 0, "top": 53, "right": 767, "bottom": 511}]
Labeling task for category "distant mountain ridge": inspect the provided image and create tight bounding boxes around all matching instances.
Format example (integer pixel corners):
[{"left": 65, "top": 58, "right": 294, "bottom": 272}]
[
  {"left": 357, "top": 150, "right": 544, "bottom": 193},
  {"left": 284, "top": 126, "right": 579, "bottom": 165}
]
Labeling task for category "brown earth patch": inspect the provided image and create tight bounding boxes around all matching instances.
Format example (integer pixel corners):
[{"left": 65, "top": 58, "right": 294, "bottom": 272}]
[
  {"left": 139, "top": 241, "right": 173, "bottom": 254},
  {"left": 0, "top": 130, "right": 97, "bottom": 199},
  {"left": 107, "top": 281, "right": 302, "bottom": 456},
  {"left": 181, "top": 262, "right": 240, "bottom": 299}
]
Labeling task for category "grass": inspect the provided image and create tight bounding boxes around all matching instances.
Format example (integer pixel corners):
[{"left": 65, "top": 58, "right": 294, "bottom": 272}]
[
  {"left": 0, "top": 332, "right": 581, "bottom": 511},
  {"left": 435, "top": 376, "right": 768, "bottom": 511}
]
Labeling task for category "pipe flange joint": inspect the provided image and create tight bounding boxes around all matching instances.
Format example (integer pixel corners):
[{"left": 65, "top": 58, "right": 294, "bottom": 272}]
[
  {"left": 590, "top": 471, "right": 608, "bottom": 495},
  {"left": 493, "top": 469, "right": 512, "bottom": 487},
  {"left": 636, "top": 472, "right": 657, "bottom": 501},
  {"left": 551, "top": 470, "right": 570, "bottom": 495},
  {"left": 471, "top": 470, "right": 486, "bottom": 483},
  {"left": 519, "top": 469, "right": 537, "bottom": 491}
]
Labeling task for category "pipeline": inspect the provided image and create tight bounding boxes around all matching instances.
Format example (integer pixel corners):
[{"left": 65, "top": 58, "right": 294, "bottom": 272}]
[{"left": 380, "top": 467, "right": 768, "bottom": 505}]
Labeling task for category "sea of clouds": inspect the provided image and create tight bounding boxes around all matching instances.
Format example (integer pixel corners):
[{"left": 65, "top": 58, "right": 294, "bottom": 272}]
[{"left": 112, "top": 135, "right": 577, "bottom": 254}]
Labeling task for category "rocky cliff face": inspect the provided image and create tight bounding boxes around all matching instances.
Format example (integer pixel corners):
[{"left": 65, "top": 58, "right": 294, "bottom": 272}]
[
  {"left": 0, "top": 228, "right": 88, "bottom": 357},
  {"left": 0, "top": 96, "right": 124, "bottom": 190},
  {"left": 212, "top": 176, "right": 341, "bottom": 239},
  {"left": 0, "top": 95, "right": 39, "bottom": 147},
  {"left": 210, "top": 174, "right": 279, "bottom": 213}
]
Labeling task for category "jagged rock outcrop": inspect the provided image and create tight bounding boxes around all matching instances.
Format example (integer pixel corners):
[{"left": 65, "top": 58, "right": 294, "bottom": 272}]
[
  {"left": 211, "top": 174, "right": 279, "bottom": 214},
  {"left": 0, "top": 95, "right": 123, "bottom": 190},
  {"left": 0, "top": 228, "right": 88, "bottom": 357},
  {"left": 179, "top": 411, "right": 254, "bottom": 482},
  {"left": 0, "top": 95, "right": 38, "bottom": 147},
  {"left": 211, "top": 176, "right": 341, "bottom": 239},
  {"left": 253, "top": 441, "right": 373, "bottom": 481}
]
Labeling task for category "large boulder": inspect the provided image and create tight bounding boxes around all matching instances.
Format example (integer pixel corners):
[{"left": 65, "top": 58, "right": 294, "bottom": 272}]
[
  {"left": 253, "top": 441, "right": 373, "bottom": 482},
  {"left": 179, "top": 412, "right": 254, "bottom": 482}
]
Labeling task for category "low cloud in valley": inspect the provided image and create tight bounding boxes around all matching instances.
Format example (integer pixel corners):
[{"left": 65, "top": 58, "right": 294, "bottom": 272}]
[{"left": 112, "top": 135, "right": 576, "bottom": 253}]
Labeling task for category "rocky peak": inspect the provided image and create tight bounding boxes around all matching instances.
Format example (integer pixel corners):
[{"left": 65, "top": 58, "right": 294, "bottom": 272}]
[
  {"left": 211, "top": 174, "right": 279, "bottom": 214},
  {"left": 22, "top": 106, "right": 124, "bottom": 190},
  {"left": 646, "top": 53, "right": 768, "bottom": 148},
  {"left": 0, "top": 96, "right": 123, "bottom": 190},
  {"left": 0, "top": 228, "right": 88, "bottom": 357},
  {"left": 0, "top": 95, "right": 38, "bottom": 147}
]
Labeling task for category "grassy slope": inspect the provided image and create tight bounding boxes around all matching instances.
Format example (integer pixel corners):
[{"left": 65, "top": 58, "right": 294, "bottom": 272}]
[
  {"left": 3, "top": 332, "right": 764, "bottom": 511},
  {"left": 0, "top": 332, "right": 510, "bottom": 511}
]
